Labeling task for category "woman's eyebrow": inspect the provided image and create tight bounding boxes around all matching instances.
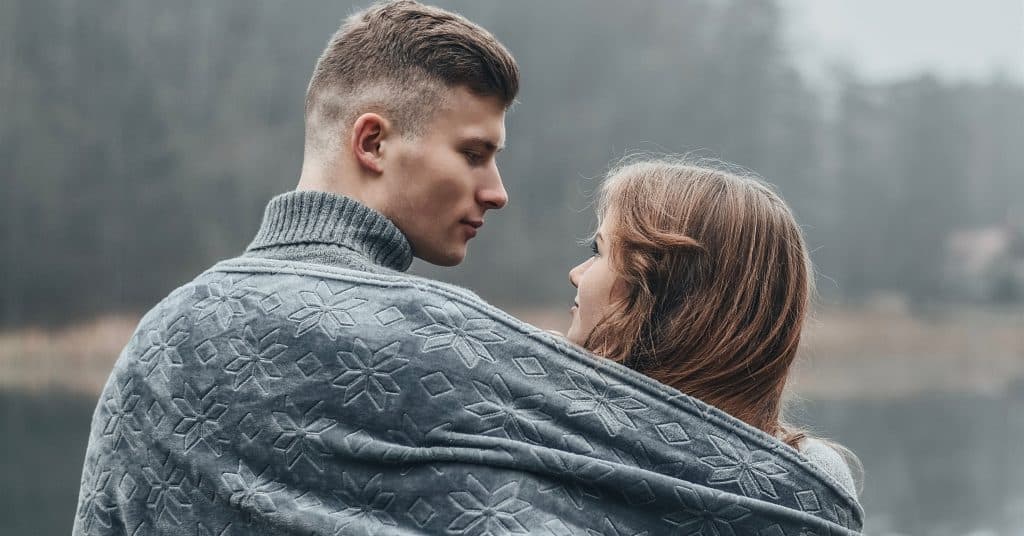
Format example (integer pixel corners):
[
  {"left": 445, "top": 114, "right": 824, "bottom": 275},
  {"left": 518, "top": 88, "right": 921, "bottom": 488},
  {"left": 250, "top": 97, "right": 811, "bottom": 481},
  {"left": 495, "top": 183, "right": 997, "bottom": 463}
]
[{"left": 596, "top": 232, "right": 603, "bottom": 243}]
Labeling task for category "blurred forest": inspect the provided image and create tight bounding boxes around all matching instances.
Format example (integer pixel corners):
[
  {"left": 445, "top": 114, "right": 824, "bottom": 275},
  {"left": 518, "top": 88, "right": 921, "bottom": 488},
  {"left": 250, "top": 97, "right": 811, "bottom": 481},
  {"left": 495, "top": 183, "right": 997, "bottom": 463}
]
[
  {"left": 3, "top": 0, "right": 1024, "bottom": 328},
  {"left": 4, "top": 2, "right": 1024, "bottom": 534}
]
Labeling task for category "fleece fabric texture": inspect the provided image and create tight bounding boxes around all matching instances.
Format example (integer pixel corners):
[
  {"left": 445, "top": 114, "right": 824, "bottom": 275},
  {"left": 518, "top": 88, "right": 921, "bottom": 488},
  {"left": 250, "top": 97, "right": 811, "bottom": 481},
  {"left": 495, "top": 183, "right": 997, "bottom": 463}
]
[{"left": 73, "top": 189, "right": 864, "bottom": 535}]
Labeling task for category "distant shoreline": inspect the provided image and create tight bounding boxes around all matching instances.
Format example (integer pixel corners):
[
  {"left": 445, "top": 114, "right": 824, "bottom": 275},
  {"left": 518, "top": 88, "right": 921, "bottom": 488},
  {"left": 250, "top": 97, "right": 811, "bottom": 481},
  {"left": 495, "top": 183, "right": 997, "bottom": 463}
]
[{"left": 2, "top": 307, "right": 1022, "bottom": 399}]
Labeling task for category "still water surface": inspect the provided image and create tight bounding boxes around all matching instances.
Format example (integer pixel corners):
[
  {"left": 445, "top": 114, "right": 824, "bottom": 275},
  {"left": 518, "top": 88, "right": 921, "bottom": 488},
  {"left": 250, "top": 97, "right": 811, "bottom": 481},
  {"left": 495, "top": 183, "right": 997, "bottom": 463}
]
[{"left": 2, "top": 389, "right": 1021, "bottom": 535}]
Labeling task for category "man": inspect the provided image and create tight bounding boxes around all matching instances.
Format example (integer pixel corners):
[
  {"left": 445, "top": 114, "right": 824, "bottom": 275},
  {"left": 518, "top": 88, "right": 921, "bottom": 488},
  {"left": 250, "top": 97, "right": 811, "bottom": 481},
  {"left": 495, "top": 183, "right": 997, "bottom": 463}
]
[{"left": 74, "top": 2, "right": 863, "bottom": 534}]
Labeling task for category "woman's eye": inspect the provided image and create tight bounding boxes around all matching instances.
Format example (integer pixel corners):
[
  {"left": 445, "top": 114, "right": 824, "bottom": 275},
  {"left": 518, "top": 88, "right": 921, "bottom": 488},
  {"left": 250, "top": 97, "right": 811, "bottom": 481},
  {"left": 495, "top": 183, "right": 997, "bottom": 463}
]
[{"left": 590, "top": 239, "right": 600, "bottom": 256}]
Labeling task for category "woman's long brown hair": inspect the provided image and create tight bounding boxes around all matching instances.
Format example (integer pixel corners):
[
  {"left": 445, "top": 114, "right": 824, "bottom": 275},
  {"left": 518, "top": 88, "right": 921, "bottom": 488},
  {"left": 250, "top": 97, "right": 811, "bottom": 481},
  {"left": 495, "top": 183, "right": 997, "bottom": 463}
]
[{"left": 583, "top": 159, "right": 811, "bottom": 448}]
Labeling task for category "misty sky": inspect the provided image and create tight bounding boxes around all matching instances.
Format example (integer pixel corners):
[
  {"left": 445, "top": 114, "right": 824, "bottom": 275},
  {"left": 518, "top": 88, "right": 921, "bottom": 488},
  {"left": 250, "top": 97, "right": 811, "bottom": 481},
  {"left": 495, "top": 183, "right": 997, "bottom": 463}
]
[{"left": 783, "top": 0, "right": 1024, "bottom": 83}]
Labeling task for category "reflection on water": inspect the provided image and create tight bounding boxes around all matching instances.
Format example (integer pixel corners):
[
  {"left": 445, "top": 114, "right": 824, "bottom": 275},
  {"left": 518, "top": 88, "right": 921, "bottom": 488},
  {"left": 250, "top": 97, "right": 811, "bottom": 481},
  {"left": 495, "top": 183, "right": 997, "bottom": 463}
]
[
  {"left": 801, "top": 392, "right": 1024, "bottom": 535},
  {"left": 1, "top": 390, "right": 95, "bottom": 536},
  {"left": 2, "top": 389, "right": 1022, "bottom": 535}
]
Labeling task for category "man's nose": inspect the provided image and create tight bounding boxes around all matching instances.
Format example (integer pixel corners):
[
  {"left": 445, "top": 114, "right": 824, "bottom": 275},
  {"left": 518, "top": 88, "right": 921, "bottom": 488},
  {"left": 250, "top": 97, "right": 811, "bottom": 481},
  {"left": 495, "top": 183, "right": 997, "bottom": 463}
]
[{"left": 478, "top": 169, "right": 508, "bottom": 210}]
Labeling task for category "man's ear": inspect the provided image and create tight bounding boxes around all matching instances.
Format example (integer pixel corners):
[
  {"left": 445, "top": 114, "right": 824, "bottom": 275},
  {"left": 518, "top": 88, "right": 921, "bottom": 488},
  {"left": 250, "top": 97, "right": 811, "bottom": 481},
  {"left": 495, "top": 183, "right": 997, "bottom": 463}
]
[{"left": 350, "top": 113, "right": 390, "bottom": 174}]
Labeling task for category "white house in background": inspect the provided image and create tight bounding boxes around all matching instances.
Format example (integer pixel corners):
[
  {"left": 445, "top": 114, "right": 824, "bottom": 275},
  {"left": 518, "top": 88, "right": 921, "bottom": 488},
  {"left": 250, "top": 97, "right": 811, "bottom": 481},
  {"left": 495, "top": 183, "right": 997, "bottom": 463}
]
[{"left": 944, "top": 223, "right": 1024, "bottom": 302}]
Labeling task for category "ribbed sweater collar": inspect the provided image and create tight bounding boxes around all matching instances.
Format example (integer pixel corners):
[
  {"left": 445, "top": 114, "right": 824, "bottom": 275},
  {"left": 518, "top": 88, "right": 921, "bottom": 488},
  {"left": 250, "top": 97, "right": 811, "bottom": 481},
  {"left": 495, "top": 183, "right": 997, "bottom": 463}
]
[{"left": 244, "top": 189, "right": 413, "bottom": 272}]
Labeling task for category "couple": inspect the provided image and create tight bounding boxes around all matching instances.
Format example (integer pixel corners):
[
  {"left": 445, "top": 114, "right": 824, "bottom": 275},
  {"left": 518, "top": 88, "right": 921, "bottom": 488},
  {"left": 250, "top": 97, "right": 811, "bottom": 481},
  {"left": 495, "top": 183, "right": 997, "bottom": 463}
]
[{"left": 74, "top": 1, "right": 863, "bottom": 534}]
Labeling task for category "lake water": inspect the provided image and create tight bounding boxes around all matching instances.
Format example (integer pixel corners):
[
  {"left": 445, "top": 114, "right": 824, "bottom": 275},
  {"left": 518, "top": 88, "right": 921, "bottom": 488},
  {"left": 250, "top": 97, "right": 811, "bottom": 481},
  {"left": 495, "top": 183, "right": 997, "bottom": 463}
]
[{"left": 2, "top": 389, "right": 1022, "bottom": 535}]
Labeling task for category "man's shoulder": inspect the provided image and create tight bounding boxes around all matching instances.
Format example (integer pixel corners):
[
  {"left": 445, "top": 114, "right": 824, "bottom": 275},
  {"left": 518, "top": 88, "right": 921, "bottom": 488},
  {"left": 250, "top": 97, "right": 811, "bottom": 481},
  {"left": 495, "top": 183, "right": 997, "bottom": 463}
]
[
  {"left": 116, "top": 255, "right": 555, "bottom": 385},
  {"left": 155, "top": 256, "right": 533, "bottom": 339},
  {"left": 201, "top": 256, "right": 491, "bottom": 310}
]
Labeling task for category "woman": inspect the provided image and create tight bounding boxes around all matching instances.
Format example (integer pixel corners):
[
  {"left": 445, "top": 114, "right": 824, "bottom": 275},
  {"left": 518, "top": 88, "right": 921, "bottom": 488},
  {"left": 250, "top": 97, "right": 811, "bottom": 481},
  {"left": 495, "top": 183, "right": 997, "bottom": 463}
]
[{"left": 566, "top": 157, "right": 861, "bottom": 497}]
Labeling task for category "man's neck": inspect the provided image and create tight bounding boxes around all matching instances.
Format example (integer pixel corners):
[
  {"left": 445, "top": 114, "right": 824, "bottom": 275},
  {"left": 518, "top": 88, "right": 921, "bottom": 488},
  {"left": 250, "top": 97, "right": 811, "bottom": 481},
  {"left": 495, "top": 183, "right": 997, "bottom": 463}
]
[
  {"left": 243, "top": 189, "right": 413, "bottom": 272},
  {"left": 296, "top": 159, "right": 388, "bottom": 216}
]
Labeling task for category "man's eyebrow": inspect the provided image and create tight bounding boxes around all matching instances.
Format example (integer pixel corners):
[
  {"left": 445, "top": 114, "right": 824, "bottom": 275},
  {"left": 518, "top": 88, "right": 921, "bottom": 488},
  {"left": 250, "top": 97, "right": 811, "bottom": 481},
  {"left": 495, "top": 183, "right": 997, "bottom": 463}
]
[{"left": 464, "top": 137, "right": 505, "bottom": 152}]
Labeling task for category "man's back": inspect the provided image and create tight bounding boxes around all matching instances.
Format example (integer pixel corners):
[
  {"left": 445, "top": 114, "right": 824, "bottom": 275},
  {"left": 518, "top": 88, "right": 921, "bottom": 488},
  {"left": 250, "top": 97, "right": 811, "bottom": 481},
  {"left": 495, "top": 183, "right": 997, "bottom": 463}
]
[
  {"left": 74, "top": 191, "right": 417, "bottom": 533},
  {"left": 74, "top": 190, "right": 863, "bottom": 535}
]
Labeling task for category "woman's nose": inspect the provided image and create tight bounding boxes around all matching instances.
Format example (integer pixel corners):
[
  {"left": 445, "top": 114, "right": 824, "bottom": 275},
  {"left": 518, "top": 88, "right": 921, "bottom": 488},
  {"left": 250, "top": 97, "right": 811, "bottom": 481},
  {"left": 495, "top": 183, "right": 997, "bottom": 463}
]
[{"left": 569, "top": 258, "right": 590, "bottom": 288}]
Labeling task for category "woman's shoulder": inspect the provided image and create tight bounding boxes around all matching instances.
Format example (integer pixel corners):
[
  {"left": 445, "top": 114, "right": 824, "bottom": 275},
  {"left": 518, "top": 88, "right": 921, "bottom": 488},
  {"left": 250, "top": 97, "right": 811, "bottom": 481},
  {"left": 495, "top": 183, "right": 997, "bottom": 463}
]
[{"left": 799, "top": 436, "right": 860, "bottom": 499}]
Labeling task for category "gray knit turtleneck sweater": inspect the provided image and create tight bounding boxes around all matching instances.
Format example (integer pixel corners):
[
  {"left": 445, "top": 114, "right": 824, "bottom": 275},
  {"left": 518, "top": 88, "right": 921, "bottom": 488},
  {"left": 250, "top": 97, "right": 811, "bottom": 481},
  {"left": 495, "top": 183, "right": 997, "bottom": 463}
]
[{"left": 244, "top": 189, "right": 414, "bottom": 273}]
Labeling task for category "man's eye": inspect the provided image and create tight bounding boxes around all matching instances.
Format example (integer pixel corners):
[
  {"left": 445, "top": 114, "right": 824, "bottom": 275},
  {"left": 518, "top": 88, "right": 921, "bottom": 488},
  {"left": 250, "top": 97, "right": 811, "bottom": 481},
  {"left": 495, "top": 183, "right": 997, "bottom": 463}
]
[{"left": 463, "top": 151, "right": 482, "bottom": 165}]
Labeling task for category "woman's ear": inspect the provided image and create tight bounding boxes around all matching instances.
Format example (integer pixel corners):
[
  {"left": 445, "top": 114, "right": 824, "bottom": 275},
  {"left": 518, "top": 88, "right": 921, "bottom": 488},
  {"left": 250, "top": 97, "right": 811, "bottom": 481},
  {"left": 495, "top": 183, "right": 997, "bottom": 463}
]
[{"left": 350, "top": 113, "right": 389, "bottom": 174}]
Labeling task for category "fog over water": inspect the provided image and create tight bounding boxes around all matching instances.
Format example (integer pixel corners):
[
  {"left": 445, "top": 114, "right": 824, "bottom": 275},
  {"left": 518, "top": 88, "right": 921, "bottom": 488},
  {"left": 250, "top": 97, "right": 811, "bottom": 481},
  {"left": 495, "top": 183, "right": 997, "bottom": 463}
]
[{"left": 2, "top": 1, "right": 1023, "bottom": 534}]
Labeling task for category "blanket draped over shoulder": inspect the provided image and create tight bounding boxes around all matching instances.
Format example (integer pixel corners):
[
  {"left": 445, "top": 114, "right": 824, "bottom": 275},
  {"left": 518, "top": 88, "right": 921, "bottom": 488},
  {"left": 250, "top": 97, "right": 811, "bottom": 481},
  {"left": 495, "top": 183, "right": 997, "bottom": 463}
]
[
  {"left": 75, "top": 258, "right": 863, "bottom": 535},
  {"left": 74, "top": 191, "right": 863, "bottom": 535}
]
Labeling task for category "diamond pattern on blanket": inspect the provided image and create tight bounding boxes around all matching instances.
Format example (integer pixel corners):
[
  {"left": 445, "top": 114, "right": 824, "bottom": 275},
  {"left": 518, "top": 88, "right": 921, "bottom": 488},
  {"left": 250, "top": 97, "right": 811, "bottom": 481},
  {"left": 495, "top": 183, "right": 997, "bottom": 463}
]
[
  {"left": 295, "top": 351, "right": 325, "bottom": 378},
  {"left": 833, "top": 505, "right": 851, "bottom": 529},
  {"left": 534, "top": 450, "right": 614, "bottom": 509},
  {"left": 700, "top": 434, "right": 789, "bottom": 499},
  {"left": 172, "top": 381, "right": 229, "bottom": 456},
  {"left": 140, "top": 315, "right": 189, "bottom": 377},
  {"left": 193, "top": 277, "right": 249, "bottom": 330},
  {"left": 100, "top": 376, "right": 142, "bottom": 451},
  {"left": 288, "top": 280, "right": 367, "bottom": 340},
  {"left": 76, "top": 465, "right": 114, "bottom": 532},
  {"left": 75, "top": 257, "right": 864, "bottom": 535},
  {"left": 413, "top": 301, "right": 506, "bottom": 368},
  {"left": 195, "top": 339, "right": 219, "bottom": 364},
  {"left": 142, "top": 451, "right": 193, "bottom": 524},
  {"left": 118, "top": 473, "right": 138, "bottom": 499},
  {"left": 146, "top": 399, "right": 166, "bottom": 428},
  {"left": 663, "top": 486, "right": 750, "bottom": 536},
  {"left": 795, "top": 490, "right": 821, "bottom": 513},
  {"left": 258, "top": 292, "right": 283, "bottom": 313},
  {"left": 272, "top": 398, "right": 338, "bottom": 471},
  {"left": 374, "top": 306, "right": 405, "bottom": 326},
  {"left": 238, "top": 412, "right": 261, "bottom": 441},
  {"left": 221, "top": 461, "right": 284, "bottom": 515},
  {"left": 557, "top": 370, "right": 647, "bottom": 436},
  {"left": 465, "top": 373, "right": 550, "bottom": 443},
  {"left": 225, "top": 325, "right": 288, "bottom": 393},
  {"left": 655, "top": 422, "right": 691, "bottom": 445},
  {"left": 621, "top": 478, "right": 657, "bottom": 506},
  {"left": 512, "top": 355, "right": 548, "bottom": 377},
  {"left": 332, "top": 339, "right": 408, "bottom": 411},
  {"left": 408, "top": 497, "right": 438, "bottom": 528},
  {"left": 447, "top": 474, "right": 532, "bottom": 535},
  {"left": 330, "top": 472, "right": 397, "bottom": 535},
  {"left": 419, "top": 370, "right": 455, "bottom": 397}
]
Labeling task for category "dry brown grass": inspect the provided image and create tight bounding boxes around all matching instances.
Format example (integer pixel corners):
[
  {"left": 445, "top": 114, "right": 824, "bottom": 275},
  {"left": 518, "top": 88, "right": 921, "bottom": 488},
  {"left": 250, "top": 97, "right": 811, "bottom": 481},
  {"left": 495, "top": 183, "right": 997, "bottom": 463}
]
[
  {"left": 792, "top": 307, "right": 1024, "bottom": 398},
  {"left": 0, "top": 314, "right": 137, "bottom": 395},
  {"left": 2, "top": 306, "right": 1021, "bottom": 399},
  {"left": 514, "top": 305, "right": 1024, "bottom": 399}
]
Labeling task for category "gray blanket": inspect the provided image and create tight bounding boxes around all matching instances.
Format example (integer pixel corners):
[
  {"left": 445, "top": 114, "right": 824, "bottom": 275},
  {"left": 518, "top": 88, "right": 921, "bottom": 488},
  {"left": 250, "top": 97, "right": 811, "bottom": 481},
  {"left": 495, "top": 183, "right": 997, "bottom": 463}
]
[{"left": 74, "top": 256, "right": 863, "bottom": 535}]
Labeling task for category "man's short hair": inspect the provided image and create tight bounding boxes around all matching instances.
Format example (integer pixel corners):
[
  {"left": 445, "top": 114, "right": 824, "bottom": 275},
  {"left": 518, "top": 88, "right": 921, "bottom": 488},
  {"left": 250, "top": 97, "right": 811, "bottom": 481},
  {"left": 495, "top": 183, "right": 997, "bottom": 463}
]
[{"left": 305, "top": 0, "right": 519, "bottom": 152}]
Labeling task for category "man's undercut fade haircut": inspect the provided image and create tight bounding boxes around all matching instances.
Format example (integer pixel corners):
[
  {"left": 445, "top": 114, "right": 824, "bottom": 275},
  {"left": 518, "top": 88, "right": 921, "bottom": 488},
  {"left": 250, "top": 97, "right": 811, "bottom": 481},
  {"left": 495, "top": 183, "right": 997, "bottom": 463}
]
[{"left": 305, "top": 0, "right": 519, "bottom": 153}]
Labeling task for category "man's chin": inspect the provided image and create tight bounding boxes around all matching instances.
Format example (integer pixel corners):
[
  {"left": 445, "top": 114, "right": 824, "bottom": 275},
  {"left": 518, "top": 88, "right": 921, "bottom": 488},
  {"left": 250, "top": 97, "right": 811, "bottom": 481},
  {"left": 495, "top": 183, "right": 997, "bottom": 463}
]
[{"left": 415, "top": 246, "right": 467, "bottom": 267}]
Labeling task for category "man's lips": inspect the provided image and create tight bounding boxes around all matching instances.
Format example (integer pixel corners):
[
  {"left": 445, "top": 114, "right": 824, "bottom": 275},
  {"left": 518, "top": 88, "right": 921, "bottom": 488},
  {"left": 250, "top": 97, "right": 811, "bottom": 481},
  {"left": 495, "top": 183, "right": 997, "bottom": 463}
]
[{"left": 462, "top": 221, "right": 481, "bottom": 239}]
